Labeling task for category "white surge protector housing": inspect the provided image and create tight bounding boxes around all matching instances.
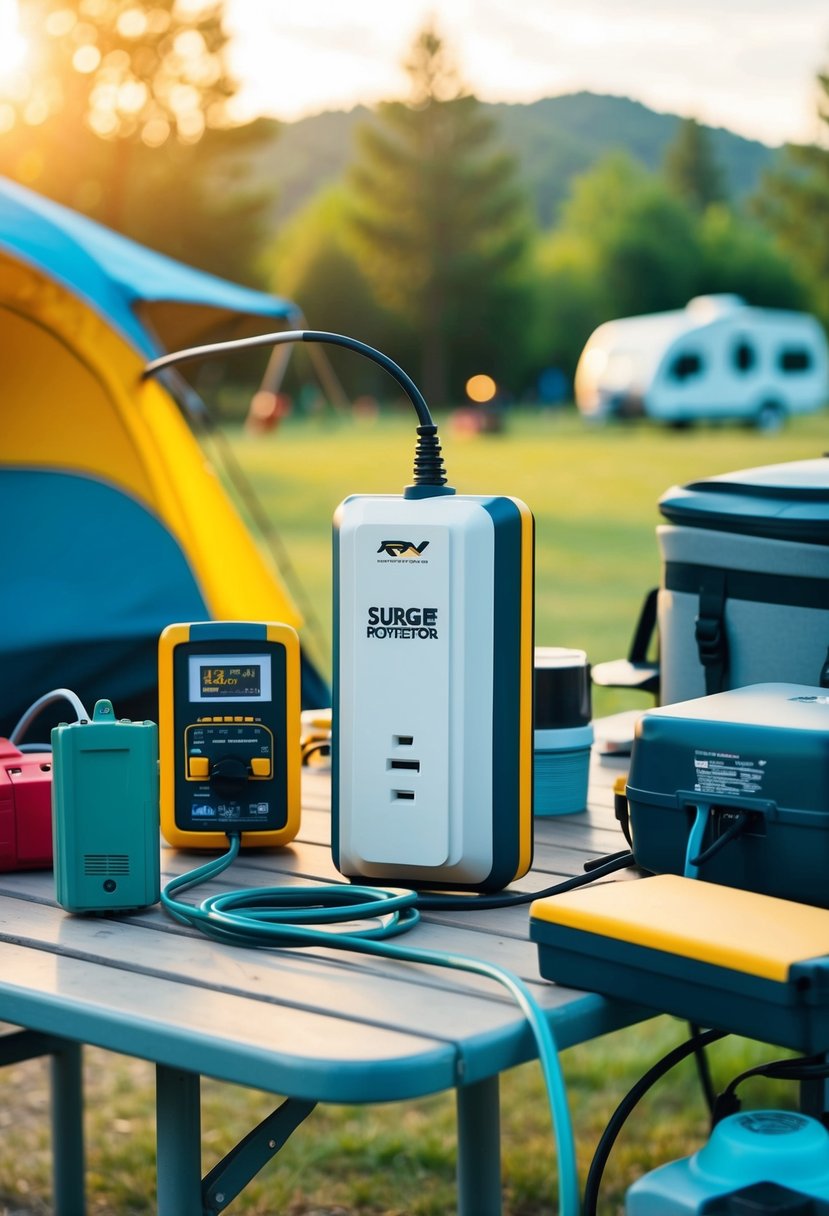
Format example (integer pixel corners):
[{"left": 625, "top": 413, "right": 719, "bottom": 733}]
[{"left": 333, "top": 492, "right": 534, "bottom": 891}]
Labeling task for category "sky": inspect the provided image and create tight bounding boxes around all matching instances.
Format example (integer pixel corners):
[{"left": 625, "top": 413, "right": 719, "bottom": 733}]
[{"left": 223, "top": 0, "right": 829, "bottom": 147}]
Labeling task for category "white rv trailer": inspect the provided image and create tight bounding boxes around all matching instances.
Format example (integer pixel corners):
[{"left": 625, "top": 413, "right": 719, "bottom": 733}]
[{"left": 575, "top": 295, "right": 829, "bottom": 429}]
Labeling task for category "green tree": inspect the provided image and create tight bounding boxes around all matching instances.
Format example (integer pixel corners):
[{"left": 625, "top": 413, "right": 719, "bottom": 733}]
[
  {"left": 530, "top": 230, "right": 605, "bottom": 387},
  {"left": 262, "top": 185, "right": 409, "bottom": 396},
  {"left": 753, "top": 67, "right": 829, "bottom": 324},
  {"left": 530, "top": 150, "right": 810, "bottom": 392},
  {"left": 346, "top": 22, "right": 535, "bottom": 404},
  {"left": 0, "top": 0, "right": 271, "bottom": 282},
  {"left": 530, "top": 154, "right": 712, "bottom": 387},
  {"left": 663, "top": 116, "right": 727, "bottom": 212},
  {"left": 562, "top": 153, "right": 702, "bottom": 316},
  {"left": 697, "top": 205, "right": 807, "bottom": 309}
]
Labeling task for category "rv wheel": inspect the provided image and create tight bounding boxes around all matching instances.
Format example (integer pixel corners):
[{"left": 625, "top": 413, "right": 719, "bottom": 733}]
[{"left": 754, "top": 400, "right": 786, "bottom": 432}]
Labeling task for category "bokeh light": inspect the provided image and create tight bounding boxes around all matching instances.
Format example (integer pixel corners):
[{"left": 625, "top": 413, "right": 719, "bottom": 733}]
[
  {"left": 465, "top": 373, "right": 497, "bottom": 403},
  {"left": 0, "top": 0, "right": 28, "bottom": 81}
]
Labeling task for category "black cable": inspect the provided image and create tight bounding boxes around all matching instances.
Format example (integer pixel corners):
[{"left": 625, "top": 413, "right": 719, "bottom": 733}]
[
  {"left": 302, "top": 331, "right": 433, "bottom": 428},
  {"left": 713, "top": 1052, "right": 829, "bottom": 1124},
  {"left": 689, "top": 811, "right": 750, "bottom": 868},
  {"left": 582, "top": 1027, "right": 727, "bottom": 1216},
  {"left": 689, "top": 1022, "right": 718, "bottom": 1117},
  {"left": 584, "top": 848, "right": 631, "bottom": 872},
  {"left": 142, "top": 329, "right": 452, "bottom": 494},
  {"left": 143, "top": 329, "right": 432, "bottom": 422},
  {"left": 414, "top": 849, "right": 635, "bottom": 911}
]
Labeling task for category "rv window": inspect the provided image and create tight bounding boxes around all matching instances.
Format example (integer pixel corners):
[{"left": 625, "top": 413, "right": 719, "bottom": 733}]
[
  {"left": 732, "top": 340, "right": 756, "bottom": 373},
  {"left": 778, "top": 347, "right": 812, "bottom": 373},
  {"left": 668, "top": 351, "right": 703, "bottom": 381}
]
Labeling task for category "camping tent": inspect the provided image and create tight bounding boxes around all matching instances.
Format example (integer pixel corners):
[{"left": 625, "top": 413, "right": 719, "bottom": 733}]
[{"left": 0, "top": 176, "right": 327, "bottom": 735}]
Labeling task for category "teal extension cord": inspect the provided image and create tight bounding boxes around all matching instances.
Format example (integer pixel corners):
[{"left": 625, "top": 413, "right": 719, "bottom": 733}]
[{"left": 162, "top": 834, "right": 580, "bottom": 1216}]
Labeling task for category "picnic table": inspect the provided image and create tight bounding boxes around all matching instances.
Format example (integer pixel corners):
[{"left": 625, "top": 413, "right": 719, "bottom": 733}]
[{"left": 0, "top": 741, "right": 651, "bottom": 1215}]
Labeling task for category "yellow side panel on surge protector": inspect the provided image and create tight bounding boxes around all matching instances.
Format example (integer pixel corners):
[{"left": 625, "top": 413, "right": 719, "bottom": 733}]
[{"left": 159, "top": 622, "right": 300, "bottom": 849}]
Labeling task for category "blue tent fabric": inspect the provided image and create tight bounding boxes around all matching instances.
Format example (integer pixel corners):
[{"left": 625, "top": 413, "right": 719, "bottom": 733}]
[
  {"left": 1, "top": 469, "right": 208, "bottom": 717},
  {"left": 0, "top": 176, "right": 301, "bottom": 355}
]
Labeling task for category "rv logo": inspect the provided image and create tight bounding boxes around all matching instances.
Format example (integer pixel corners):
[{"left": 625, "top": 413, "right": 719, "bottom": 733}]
[{"left": 376, "top": 540, "right": 430, "bottom": 558}]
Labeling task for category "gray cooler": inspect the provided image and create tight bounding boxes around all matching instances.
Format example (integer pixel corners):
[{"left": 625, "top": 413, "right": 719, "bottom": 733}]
[{"left": 657, "top": 457, "right": 829, "bottom": 705}]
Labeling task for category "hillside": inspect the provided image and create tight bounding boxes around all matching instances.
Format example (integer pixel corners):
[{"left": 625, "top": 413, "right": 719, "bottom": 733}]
[{"left": 249, "top": 91, "right": 782, "bottom": 229}]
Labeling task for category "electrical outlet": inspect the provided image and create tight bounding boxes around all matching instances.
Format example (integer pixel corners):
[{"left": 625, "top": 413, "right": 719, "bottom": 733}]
[{"left": 388, "top": 738, "right": 420, "bottom": 802}]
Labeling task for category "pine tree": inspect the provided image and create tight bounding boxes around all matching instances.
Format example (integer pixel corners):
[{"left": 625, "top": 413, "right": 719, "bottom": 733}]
[
  {"left": 663, "top": 117, "right": 727, "bottom": 212},
  {"left": 346, "top": 23, "right": 533, "bottom": 404}
]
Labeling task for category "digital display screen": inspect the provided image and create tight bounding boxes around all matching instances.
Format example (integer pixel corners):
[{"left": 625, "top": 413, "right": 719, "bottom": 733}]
[
  {"left": 201, "top": 664, "right": 261, "bottom": 698},
  {"left": 188, "top": 653, "right": 272, "bottom": 703}
]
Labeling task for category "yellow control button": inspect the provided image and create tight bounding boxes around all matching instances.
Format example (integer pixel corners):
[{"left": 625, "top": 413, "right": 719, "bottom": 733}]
[
  {"left": 212, "top": 716, "right": 223, "bottom": 722},
  {"left": 234, "top": 716, "right": 243, "bottom": 722},
  {"left": 250, "top": 757, "right": 271, "bottom": 777},
  {"left": 188, "top": 756, "right": 210, "bottom": 779},
  {"left": 244, "top": 717, "right": 254, "bottom": 722}
]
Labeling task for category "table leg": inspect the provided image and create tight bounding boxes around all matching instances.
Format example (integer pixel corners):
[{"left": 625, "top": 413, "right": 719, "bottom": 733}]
[
  {"left": 456, "top": 1075, "right": 501, "bottom": 1216},
  {"left": 156, "top": 1064, "right": 203, "bottom": 1216},
  {"left": 50, "top": 1042, "right": 85, "bottom": 1216}
]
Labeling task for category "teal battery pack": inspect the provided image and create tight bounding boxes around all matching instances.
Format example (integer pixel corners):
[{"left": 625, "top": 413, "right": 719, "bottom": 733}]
[{"left": 51, "top": 699, "right": 160, "bottom": 913}]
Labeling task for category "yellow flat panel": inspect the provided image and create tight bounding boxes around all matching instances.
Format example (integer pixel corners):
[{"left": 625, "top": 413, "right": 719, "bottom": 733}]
[{"left": 531, "top": 874, "right": 829, "bottom": 982}]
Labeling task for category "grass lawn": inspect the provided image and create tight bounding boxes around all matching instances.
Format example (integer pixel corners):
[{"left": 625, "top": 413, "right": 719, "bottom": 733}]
[
  {"left": 1, "top": 407, "right": 824, "bottom": 1214},
  {"left": 216, "top": 405, "right": 826, "bottom": 713}
]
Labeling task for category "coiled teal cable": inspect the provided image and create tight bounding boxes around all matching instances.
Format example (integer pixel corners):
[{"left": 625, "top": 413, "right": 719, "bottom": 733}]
[{"left": 162, "top": 835, "right": 580, "bottom": 1216}]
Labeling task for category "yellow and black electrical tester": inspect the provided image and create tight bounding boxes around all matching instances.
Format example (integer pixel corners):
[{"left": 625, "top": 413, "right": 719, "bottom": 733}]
[{"left": 158, "top": 622, "right": 300, "bottom": 849}]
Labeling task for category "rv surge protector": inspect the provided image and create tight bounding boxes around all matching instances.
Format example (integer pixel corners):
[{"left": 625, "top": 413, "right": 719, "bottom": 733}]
[
  {"left": 333, "top": 493, "right": 534, "bottom": 891},
  {"left": 51, "top": 699, "right": 160, "bottom": 913},
  {"left": 158, "top": 622, "right": 301, "bottom": 849}
]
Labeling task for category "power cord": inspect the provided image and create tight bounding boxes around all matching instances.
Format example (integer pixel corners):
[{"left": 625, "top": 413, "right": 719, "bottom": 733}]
[
  {"left": 9, "top": 688, "right": 90, "bottom": 751},
  {"left": 690, "top": 811, "right": 750, "bottom": 869},
  {"left": 161, "top": 832, "right": 611, "bottom": 1216},
  {"left": 415, "top": 848, "right": 634, "bottom": 911},
  {"left": 689, "top": 1021, "right": 718, "bottom": 1118},
  {"left": 712, "top": 1052, "right": 829, "bottom": 1125},
  {"left": 142, "top": 330, "right": 454, "bottom": 498},
  {"left": 582, "top": 1026, "right": 728, "bottom": 1215}
]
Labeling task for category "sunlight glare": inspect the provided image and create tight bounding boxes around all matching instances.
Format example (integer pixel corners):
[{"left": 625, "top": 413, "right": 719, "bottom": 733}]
[{"left": 0, "top": 0, "right": 28, "bottom": 81}]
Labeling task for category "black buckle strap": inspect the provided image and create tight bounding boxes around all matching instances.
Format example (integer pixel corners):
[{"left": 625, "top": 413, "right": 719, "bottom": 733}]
[{"left": 695, "top": 570, "right": 728, "bottom": 694}]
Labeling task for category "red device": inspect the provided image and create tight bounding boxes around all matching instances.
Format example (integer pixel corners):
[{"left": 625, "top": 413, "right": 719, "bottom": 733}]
[{"left": 0, "top": 739, "right": 53, "bottom": 871}]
